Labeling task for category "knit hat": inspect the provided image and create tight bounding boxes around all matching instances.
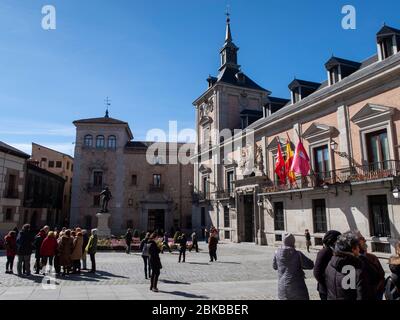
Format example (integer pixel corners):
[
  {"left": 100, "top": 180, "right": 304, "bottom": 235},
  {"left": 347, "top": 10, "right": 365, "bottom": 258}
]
[
  {"left": 322, "top": 230, "right": 341, "bottom": 247},
  {"left": 283, "top": 233, "right": 295, "bottom": 247}
]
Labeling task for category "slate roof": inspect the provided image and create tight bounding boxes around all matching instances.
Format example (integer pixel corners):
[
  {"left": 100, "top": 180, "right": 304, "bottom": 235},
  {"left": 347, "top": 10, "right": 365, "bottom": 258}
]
[
  {"left": 73, "top": 117, "right": 128, "bottom": 125},
  {"left": 377, "top": 25, "right": 400, "bottom": 39},
  {"left": 325, "top": 56, "right": 362, "bottom": 70},
  {"left": 0, "top": 141, "right": 30, "bottom": 159},
  {"left": 215, "top": 66, "right": 269, "bottom": 92},
  {"left": 288, "top": 79, "right": 321, "bottom": 90}
]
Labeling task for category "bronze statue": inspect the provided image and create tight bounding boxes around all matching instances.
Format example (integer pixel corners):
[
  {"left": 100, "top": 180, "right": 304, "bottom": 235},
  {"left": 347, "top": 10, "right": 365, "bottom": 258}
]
[{"left": 100, "top": 186, "right": 112, "bottom": 213}]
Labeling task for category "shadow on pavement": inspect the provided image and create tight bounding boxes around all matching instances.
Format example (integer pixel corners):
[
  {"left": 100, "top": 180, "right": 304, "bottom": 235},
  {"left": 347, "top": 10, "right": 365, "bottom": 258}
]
[
  {"left": 158, "top": 290, "right": 209, "bottom": 299},
  {"left": 160, "top": 279, "right": 190, "bottom": 285},
  {"left": 186, "top": 262, "right": 210, "bottom": 265}
]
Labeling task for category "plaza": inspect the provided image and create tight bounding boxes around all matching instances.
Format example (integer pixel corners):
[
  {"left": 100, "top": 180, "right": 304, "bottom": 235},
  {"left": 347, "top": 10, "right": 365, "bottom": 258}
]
[{"left": 0, "top": 242, "right": 391, "bottom": 300}]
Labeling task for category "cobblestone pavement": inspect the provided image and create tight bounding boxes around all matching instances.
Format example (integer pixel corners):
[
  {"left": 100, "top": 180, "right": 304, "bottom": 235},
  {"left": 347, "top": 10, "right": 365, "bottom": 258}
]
[{"left": 0, "top": 242, "right": 390, "bottom": 300}]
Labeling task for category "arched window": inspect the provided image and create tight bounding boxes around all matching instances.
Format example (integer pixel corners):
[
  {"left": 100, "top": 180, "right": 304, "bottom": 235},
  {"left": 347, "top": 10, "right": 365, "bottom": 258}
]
[
  {"left": 84, "top": 135, "right": 93, "bottom": 147},
  {"left": 96, "top": 135, "right": 105, "bottom": 149},
  {"left": 108, "top": 135, "right": 117, "bottom": 150}
]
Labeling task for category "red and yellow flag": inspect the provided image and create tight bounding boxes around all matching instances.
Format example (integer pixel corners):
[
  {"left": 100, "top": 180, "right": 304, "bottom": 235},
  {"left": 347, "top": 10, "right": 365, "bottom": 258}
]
[{"left": 285, "top": 138, "right": 296, "bottom": 184}]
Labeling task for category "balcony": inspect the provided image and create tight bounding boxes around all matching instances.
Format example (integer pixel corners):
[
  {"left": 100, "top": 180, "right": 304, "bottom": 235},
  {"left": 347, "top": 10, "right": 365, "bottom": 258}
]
[
  {"left": 215, "top": 189, "right": 235, "bottom": 200},
  {"left": 149, "top": 184, "right": 164, "bottom": 193},
  {"left": 3, "top": 188, "right": 19, "bottom": 199},
  {"left": 192, "top": 191, "right": 211, "bottom": 204},
  {"left": 263, "top": 160, "right": 400, "bottom": 193}
]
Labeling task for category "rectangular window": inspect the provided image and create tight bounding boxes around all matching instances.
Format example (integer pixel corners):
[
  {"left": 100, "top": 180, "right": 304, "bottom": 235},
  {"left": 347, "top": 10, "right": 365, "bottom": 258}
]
[
  {"left": 313, "top": 199, "right": 327, "bottom": 233},
  {"left": 41, "top": 157, "right": 47, "bottom": 162},
  {"left": 66, "top": 162, "right": 70, "bottom": 170},
  {"left": 93, "top": 171, "right": 103, "bottom": 187},
  {"left": 56, "top": 161, "right": 62, "bottom": 168},
  {"left": 6, "top": 174, "right": 17, "bottom": 198},
  {"left": 366, "top": 129, "right": 389, "bottom": 169},
  {"left": 48, "top": 161, "right": 55, "bottom": 168},
  {"left": 380, "top": 38, "right": 394, "bottom": 59},
  {"left": 330, "top": 66, "right": 340, "bottom": 84},
  {"left": 153, "top": 174, "right": 161, "bottom": 187},
  {"left": 202, "top": 176, "right": 209, "bottom": 197},
  {"left": 131, "top": 174, "right": 137, "bottom": 186},
  {"left": 274, "top": 202, "right": 285, "bottom": 231},
  {"left": 368, "top": 195, "right": 391, "bottom": 237},
  {"left": 201, "top": 207, "right": 206, "bottom": 226},
  {"left": 226, "top": 171, "right": 234, "bottom": 193},
  {"left": 224, "top": 206, "right": 230, "bottom": 228},
  {"left": 293, "top": 88, "right": 301, "bottom": 103},
  {"left": 5, "top": 208, "right": 12, "bottom": 221},
  {"left": 313, "top": 145, "right": 330, "bottom": 183}
]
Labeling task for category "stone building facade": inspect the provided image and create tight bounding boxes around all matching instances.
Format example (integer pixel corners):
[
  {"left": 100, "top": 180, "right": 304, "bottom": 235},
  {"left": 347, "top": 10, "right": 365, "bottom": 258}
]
[
  {"left": 0, "top": 142, "right": 30, "bottom": 235},
  {"left": 31, "top": 143, "right": 74, "bottom": 226},
  {"left": 192, "top": 18, "right": 400, "bottom": 255},
  {"left": 70, "top": 114, "right": 193, "bottom": 235}
]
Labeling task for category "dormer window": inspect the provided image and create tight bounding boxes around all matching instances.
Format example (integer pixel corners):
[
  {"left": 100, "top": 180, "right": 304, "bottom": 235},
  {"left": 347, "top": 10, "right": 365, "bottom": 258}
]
[
  {"left": 329, "top": 65, "right": 340, "bottom": 85},
  {"left": 288, "top": 79, "right": 321, "bottom": 104},
  {"left": 376, "top": 25, "right": 400, "bottom": 61}
]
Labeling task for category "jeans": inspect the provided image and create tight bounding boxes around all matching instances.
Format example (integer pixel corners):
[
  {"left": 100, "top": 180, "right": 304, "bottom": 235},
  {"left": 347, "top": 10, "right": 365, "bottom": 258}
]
[
  {"left": 54, "top": 255, "right": 61, "bottom": 274},
  {"left": 72, "top": 259, "right": 81, "bottom": 273},
  {"left": 81, "top": 252, "right": 87, "bottom": 269},
  {"left": 35, "top": 257, "right": 41, "bottom": 273},
  {"left": 89, "top": 253, "right": 96, "bottom": 272},
  {"left": 17, "top": 255, "right": 31, "bottom": 275},
  {"left": 179, "top": 248, "right": 186, "bottom": 262},
  {"left": 209, "top": 249, "right": 217, "bottom": 262},
  {"left": 6, "top": 256, "right": 15, "bottom": 271},
  {"left": 150, "top": 268, "right": 160, "bottom": 290},
  {"left": 142, "top": 256, "right": 152, "bottom": 278},
  {"left": 126, "top": 242, "right": 131, "bottom": 254}
]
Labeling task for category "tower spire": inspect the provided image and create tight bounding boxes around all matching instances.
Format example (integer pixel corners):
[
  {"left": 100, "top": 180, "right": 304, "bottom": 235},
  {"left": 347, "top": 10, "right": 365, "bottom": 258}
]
[
  {"left": 104, "top": 96, "right": 111, "bottom": 118},
  {"left": 225, "top": 5, "right": 232, "bottom": 42}
]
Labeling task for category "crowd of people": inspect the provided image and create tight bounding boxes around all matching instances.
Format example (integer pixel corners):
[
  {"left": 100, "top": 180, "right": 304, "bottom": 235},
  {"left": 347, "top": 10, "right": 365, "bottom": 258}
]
[
  {"left": 273, "top": 229, "right": 400, "bottom": 300},
  {"left": 4, "top": 224, "right": 98, "bottom": 277},
  {"left": 6, "top": 223, "right": 398, "bottom": 300}
]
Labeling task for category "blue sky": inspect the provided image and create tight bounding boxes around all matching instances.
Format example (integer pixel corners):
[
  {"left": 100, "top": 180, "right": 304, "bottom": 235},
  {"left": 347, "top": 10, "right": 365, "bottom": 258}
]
[{"left": 1, "top": 0, "right": 400, "bottom": 156}]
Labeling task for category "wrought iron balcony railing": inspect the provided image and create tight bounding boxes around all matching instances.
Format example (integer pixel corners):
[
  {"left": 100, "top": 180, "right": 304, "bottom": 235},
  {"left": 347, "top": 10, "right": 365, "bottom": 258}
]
[
  {"left": 149, "top": 184, "right": 164, "bottom": 193},
  {"left": 264, "top": 160, "right": 400, "bottom": 193},
  {"left": 214, "top": 189, "right": 235, "bottom": 200}
]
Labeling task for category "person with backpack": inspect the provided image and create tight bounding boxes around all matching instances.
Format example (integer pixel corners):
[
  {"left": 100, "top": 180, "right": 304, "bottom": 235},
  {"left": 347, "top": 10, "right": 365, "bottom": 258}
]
[
  {"left": 140, "top": 232, "right": 152, "bottom": 279},
  {"left": 4, "top": 230, "right": 17, "bottom": 274},
  {"left": 385, "top": 241, "right": 400, "bottom": 300},
  {"left": 124, "top": 228, "right": 133, "bottom": 254}
]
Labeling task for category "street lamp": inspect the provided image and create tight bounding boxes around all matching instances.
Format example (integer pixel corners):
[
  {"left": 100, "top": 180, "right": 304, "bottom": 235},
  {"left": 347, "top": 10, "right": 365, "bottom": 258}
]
[{"left": 393, "top": 187, "right": 400, "bottom": 199}]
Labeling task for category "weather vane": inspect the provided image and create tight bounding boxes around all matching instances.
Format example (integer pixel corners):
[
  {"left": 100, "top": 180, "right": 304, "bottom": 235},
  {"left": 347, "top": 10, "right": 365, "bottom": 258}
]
[
  {"left": 104, "top": 96, "right": 111, "bottom": 117},
  {"left": 226, "top": 4, "right": 231, "bottom": 20}
]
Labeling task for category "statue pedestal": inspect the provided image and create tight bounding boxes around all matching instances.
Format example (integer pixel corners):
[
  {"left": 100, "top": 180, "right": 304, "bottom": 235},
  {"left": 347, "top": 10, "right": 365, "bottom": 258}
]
[{"left": 96, "top": 212, "right": 111, "bottom": 238}]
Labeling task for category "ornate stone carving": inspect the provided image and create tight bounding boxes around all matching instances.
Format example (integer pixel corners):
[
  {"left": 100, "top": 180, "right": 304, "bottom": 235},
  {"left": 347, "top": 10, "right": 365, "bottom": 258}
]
[
  {"left": 255, "top": 145, "right": 264, "bottom": 174},
  {"left": 239, "top": 144, "right": 254, "bottom": 176}
]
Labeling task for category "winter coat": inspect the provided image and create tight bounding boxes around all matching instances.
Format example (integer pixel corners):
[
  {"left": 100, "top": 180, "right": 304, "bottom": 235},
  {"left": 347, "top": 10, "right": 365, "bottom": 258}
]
[
  {"left": 85, "top": 235, "right": 98, "bottom": 255},
  {"left": 314, "top": 246, "right": 334, "bottom": 296},
  {"left": 358, "top": 252, "right": 385, "bottom": 299},
  {"left": 40, "top": 236, "right": 57, "bottom": 257},
  {"left": 71, "top": 235, "right": 83, "bottom": 260},
  {"left": 148, "top": 240, "right": 162, "bottom": 271},
  {"left": 140, "top": 238, "right": 150, "bottom": 257},
  {"left": 33, "top": 234, "right": 45, "bottom": 258},
  {"left": 125, "top": 231, "right": 133, "bottom": 243},
  {"left": 384, "top": 258, "right": 400, "bottom": 300},
  {"left": 273, "top": 246, "right": 314, "bottom": 300},
  {"left": 325, "top": 251, "right": 368, "bottom": 300},
  {"left": 178, "top": 235, "right": 187, "bottom": 249},
  {"left": 208, "top": 235, "right": 218, "bottom": 251},
  {"left": 16, "top": 230, "right": 34, "bottom": 256},
  {"left": 58, "top": 235, "right": 73, "bottom": 267},
  {"left": 4, "top": 234, "right": 16, "bottom": 257}
]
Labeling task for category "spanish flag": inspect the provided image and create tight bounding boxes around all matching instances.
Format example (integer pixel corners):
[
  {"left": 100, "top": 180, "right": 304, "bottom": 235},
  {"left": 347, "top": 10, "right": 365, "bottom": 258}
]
[{"left": 285, "top": 139, "right": 296, "bottom": 184}]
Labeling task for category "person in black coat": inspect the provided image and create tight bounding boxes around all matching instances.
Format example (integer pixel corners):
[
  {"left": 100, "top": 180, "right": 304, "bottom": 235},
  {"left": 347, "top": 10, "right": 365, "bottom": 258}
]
[
  {"left": 148, "top": 232, "right": 162, "bottom": 292},
  {"left": 325, "top": 231, "right": 368, "bottom": 300},
  {"left": 178, "top": 233, "right": 187, "bottom": 263},
  {"left": 313, "top": 230, "right": 341, "bottom": 300},
  {"left": 385, "top": 242, "right": 400, "bottom": 300},
  {"left": 124, "top": 229, "right": 133, "bottom": 254},
  {"left": 33, "top": 229, "right": 46, "bottom": 274},
  {"left": 16, "top": 224, "right": 34, "bottom": 276}
]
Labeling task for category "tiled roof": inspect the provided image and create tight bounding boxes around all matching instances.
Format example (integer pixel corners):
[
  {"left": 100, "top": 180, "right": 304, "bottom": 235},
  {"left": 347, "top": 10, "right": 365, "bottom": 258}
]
[{"left": 73, "top": 117, "right": 128, "bottom": 125}]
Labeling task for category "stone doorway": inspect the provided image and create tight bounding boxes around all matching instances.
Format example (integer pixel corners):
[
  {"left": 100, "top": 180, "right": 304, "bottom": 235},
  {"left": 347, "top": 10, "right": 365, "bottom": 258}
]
[
  {"left": 147, "top": 209, "right": 165, "bottom": 232},
  {"left": 243, "top": 195, "right": 254, "bottom": 242}
]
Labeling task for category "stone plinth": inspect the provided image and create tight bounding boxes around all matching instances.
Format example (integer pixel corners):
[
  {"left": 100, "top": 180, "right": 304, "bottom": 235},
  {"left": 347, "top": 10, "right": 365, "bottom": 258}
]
[{"left": 96, "top": 212, "right": 111, "bottom": 238}]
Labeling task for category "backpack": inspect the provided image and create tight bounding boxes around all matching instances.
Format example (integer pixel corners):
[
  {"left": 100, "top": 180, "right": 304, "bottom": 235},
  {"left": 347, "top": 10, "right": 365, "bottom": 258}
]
[{"left": 142, "top": 242, "right": 150, "bottom": 257}]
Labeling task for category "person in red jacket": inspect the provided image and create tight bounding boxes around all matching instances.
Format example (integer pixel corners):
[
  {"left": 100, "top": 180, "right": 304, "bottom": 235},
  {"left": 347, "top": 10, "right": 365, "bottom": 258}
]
[
  {"left": 4, "top": 230, "right": 17, "bottom": 274},
  {"left": 40, "top": 231, "right": 58, "bottom": 275}
]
